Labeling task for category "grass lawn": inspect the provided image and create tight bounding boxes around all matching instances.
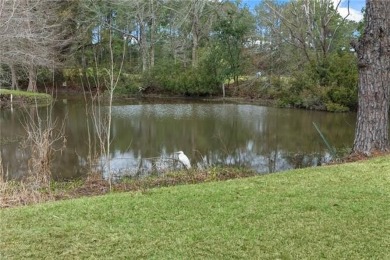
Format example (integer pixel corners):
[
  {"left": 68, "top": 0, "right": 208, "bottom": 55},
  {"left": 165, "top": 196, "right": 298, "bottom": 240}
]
[
  {"left": 0, "top": 89, "right": 52, "bottom": 107},
  {"left": 1, "top": 157, "right": 389, "bottom": 259}
]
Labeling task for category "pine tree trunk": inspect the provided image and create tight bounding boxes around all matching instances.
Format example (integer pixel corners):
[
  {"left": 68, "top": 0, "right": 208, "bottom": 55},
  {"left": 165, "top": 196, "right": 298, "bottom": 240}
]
[{"left": 352, "top": 1, "right": 390, "bottom": 155}]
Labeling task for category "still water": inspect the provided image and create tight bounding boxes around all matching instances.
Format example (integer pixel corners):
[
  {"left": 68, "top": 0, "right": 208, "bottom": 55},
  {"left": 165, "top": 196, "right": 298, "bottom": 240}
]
[{"left": 0, "top": 97, "right": 356, "bottom": 180}]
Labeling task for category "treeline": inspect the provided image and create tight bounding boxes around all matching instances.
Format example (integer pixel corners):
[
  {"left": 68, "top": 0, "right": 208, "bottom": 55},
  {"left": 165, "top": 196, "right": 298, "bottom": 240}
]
[{"left": 0, "top": 0, "right": 361, "bottom": 111}]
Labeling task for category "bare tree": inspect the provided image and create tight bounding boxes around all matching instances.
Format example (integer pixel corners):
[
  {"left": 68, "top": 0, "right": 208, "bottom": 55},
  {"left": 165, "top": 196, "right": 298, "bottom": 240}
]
[
  {"left": 78, "top": 1, "right": 127, "bottom": 187},
  {"left": 22, "top": 105, "right": 67, "bottom": 187},
  {"left": 190, "top": 0, "right": 207, "bottom": 68},
  {"left": 262, "top": 0, "right": 352, "bottom": 79},
  {"left": 0, "top": 0, "right": 74, "bottom": 91}
]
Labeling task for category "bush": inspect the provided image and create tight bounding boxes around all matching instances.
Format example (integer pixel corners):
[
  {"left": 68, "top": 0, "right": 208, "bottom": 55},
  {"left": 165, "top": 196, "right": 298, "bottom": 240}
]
[
  {"left": 278, "top": 52, "right": 358, "bottom": 111},
  {"left": 326, "top": 85, "right": 357, "bottom": 109},
  {"left": 325, "top": 102, "right": 350, "bottom": 112},
  {"left": 326, "top": 52, "right": 358, "bottom": 109},
  {"left": 114, "top": 74, "right": 143, "bottom": 95},
  {"left": 143, "top": 60, "right": 222, "bottom": 96}
]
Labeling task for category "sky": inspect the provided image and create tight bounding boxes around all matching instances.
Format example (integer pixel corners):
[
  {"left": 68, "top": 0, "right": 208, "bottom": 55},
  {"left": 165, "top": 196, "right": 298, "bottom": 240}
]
[{"left": 242, "top": 0, "right": 364, "bottom": 22}]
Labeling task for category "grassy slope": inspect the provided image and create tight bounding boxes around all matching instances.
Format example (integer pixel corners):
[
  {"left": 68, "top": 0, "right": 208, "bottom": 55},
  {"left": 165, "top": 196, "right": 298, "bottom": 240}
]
[{"left": 1, "top": 157, "right": 390, "bottom": 259}]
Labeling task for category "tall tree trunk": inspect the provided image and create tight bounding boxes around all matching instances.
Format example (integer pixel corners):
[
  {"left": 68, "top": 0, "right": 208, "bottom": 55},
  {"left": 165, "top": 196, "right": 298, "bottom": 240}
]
[
  {"left": 191, "top": 12, "right": 199, "bottom": 68},
  {"left": 191, "top": 23, "right": 198, "bottom": 68},
  {"left": 27, "top": 64, "right": 37, "bottom": 92},
  {"left": 352, "top": 0, "right": 390, "bottom": 154},
  {"left": 149, "top": 0, "right": 155, "bottom": 69},
  {"left": 191, "top": 0, "right": 206, "bottom": 68},
  {"left": 0, "top": 59, "right": 2, "bottom": 89},
  {"left": 81, "top": 46, "right": 88, "bottom": 86},
  {"left": 139, "top": 20, "right": 148, "bottom": 72},
  {"left": 10, "top": 64, "right": 19, "bottom": 90}
]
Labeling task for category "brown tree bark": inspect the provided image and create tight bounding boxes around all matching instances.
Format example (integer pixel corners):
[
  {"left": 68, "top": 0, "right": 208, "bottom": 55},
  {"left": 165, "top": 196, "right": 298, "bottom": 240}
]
[
  {"left": 352, "top": 0, "right": 390, "bottom": 155},
  {"left": 27, "top": 64, "right": 37, "bottom": 92},
  {"left": 10, "top": 64, "right": 19, "bottom": 90}
]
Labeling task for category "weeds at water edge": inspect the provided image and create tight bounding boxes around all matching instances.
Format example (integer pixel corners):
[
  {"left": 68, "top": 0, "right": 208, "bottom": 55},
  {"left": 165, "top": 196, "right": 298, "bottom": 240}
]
[{"left": 0, "top": 167, "right": 256, "bottom": 208}]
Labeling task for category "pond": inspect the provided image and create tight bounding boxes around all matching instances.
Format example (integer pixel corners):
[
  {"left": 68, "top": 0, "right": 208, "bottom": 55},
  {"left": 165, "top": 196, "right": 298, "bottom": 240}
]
[{"left": 0, "top": 97, "right": 356, "bottom": 180}]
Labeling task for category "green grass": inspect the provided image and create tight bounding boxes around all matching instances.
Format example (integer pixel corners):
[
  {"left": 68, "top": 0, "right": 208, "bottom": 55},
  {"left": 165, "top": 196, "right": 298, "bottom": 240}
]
[
  {"left": 0, "top": 89, "right": 52, "bottom": 106},
  {"left": 1, "top": 157, "right": 390, "bottom": 259}
]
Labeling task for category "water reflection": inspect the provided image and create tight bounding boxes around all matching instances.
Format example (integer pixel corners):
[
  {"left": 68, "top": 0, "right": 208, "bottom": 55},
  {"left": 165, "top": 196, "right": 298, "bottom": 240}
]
[{"left": 0, "top": 98, "right": 356, "bottom": 180}]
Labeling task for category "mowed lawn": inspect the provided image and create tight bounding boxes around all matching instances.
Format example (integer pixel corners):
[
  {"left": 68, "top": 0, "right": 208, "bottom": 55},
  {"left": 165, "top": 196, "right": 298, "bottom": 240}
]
[{"left": 1, "top": 157, "right": 390, "bottom": 259}]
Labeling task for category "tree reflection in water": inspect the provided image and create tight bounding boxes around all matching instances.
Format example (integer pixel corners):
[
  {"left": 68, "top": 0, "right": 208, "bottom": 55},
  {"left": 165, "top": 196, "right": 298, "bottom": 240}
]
[{"left": 0, "top": 98, "right": 355, "bottom": 180}]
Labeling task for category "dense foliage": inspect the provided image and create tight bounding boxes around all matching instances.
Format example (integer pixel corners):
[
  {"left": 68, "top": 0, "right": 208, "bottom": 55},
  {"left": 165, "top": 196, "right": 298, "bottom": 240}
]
[{"left": 0, "top": 0, "right": 361, "bottom": 111}]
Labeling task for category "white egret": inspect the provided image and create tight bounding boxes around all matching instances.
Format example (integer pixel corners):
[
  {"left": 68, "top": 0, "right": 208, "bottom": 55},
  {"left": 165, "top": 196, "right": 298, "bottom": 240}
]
[{"left": 175, "top": 151, "right": 191, "bottom": 169}]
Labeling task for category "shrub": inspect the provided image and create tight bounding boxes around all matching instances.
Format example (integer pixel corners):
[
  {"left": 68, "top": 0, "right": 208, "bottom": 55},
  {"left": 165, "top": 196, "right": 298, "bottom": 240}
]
[
  {"left": 143, "top": 60, "right": 221, "bottom": 96},
  {"left": 325, "top": 102, "right": 350, "bottom": 112},
  {"left": 115, "top": 74, "right": 143, "bottom": 95},
  {"left": 326, "top": 85, "right": 357, "bottom": 109},
  {"left": 280, "top": 52, "right": 358, "bottom": 111}
]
